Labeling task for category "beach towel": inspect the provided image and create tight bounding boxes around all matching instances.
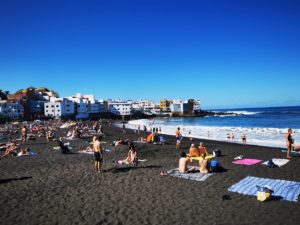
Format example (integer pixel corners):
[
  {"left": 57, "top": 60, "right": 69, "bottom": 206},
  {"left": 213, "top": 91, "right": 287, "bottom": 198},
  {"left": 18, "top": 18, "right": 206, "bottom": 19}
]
[
  {"left": 167, "top": 166, "right": 214, "bottom": 182},
  {"left": 17, "top": 152, "right": 37, "bottom": 157},
  {"left": 191, "top": 154, "right": 215, "bottom": 161},
  {"left": 117, "top": 159, "right": 147, "bottom": 165},
  {"left": 281, "top": 149, "right": 300, "bottom": 155},
  {"left": 228, "top": 176, "right": 300, "bottom": 202},
  {"left": 262, "top": 158, "right": 289, "bottom": 167},
  {"left": 78, "top": 149, "right": 112, "bottom": 155},
  {"left": 233, "top": 158, "right": 262, "bottom": 165}
]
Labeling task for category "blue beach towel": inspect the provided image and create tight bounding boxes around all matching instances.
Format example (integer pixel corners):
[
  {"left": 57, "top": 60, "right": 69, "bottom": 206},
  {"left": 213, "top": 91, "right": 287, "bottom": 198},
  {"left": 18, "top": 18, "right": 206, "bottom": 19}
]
[
  {"left": 228, "top": 176, "right": 300, "bottom": 202},
  {"left": 281, "top": 149, "right": 300, "bottom": 155}
]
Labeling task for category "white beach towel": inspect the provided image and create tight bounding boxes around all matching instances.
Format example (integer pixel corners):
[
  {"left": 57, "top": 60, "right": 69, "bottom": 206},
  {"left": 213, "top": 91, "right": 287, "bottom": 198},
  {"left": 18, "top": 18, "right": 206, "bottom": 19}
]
[
  {"left": 167, "top": 166, "right": 214, "bottom": 182},
  {"left": 262, "top": 158, "right": 290, "bottom": 167}
]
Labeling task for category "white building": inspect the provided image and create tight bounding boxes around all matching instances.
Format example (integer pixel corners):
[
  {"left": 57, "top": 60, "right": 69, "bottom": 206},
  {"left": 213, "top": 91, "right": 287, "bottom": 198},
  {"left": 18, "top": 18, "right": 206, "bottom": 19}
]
[
  {"left": 138, "top": 99, "right": 156, "bottom": 111},
  {"left": 108, "top": 101, "right": 132, "bottom": 116},
  {"left": 68, "top": 94, "right": 90, "bottom": 119},
  {"left": 170, "top": 99, "right": 190, "bottom": 114},
  {"left": 0, "top": 101, "right": 24, "bottom": 119},
  {"left": 193, "top": 99, "right": 201, "bottom": 112},
  {"left": 44, "top": 98, "right": 75, "bottom": 118}
]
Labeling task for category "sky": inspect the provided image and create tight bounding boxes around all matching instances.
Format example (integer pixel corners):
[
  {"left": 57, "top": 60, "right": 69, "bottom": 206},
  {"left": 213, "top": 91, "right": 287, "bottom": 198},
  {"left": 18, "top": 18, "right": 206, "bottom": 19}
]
[{"left": 1, "top": 0, "right": 300, "bottom": 109}]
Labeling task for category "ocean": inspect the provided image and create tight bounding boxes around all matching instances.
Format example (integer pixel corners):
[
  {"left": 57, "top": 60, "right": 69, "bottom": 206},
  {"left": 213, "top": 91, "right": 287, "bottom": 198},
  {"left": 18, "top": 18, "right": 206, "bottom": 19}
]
[{"left": 126, "top": 106, "right": 300, "bottom": 148}]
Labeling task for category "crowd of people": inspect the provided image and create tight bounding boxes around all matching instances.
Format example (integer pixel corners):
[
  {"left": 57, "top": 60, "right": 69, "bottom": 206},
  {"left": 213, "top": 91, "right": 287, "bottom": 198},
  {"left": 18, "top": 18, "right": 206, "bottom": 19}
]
[{"left": 0, "top": 120, "right": 299, "bottom": 176}]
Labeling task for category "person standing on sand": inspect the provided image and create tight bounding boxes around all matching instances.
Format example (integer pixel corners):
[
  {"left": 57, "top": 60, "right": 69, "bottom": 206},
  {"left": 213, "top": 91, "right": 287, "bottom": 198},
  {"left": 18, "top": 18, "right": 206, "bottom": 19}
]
[
  {"left": 241, "top": 133, "right": 247, "bottom": 145},
  {"left": 21, "top": 126, "right": 27, "bottom": 142},
  {"left": 286, "top": 128, "right": 300, "bottom": 158},
  {"left": 175, "top": 127, "right": 182, "bottom": 149},
  {"left": 93, "top": 136, "right": 104, "bottom": 173}
]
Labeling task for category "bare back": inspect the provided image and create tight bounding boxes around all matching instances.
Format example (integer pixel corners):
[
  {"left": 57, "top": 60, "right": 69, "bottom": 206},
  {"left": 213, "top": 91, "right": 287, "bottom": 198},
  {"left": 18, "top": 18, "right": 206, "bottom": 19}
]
[{"left": 93, "top": 140, "right": 103, "bottom": 153}]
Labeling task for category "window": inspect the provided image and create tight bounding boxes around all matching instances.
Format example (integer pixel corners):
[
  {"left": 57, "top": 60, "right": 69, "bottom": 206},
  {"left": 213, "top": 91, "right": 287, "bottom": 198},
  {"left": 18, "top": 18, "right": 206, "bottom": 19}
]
[
  {"left": 46, "top": 105, "right": 49, "bottom": 108},
  {"left": 56, "top": 105, "right": 59, "bottom": 107}
]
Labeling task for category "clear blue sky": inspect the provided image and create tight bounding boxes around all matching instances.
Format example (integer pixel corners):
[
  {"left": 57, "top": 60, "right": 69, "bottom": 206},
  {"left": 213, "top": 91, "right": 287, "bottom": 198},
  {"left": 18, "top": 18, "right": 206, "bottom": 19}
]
[{"left": 1, "top": 0, "right": 300, "bottom": 109}]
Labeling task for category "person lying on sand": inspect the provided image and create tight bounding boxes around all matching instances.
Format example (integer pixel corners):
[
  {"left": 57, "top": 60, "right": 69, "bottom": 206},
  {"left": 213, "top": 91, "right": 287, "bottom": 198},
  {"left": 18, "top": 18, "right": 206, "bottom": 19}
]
[
  {"left": 79, "top": 146, "right": 93, "bottom": 152},
  {"left": 110, "top": 138, "right": 129, "bottom": 146},
  {"left": 1, "top": 142, "right": 18, "bottom": 158},
  {"left": 17, "top": 148, "right": 31, "bottom": 156}
]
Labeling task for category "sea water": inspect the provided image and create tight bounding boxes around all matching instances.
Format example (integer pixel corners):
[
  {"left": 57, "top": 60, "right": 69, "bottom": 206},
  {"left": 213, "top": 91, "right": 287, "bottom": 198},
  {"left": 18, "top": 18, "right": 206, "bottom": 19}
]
[{"left": 125, "top": 106, "right": 300, "bottom": 148}]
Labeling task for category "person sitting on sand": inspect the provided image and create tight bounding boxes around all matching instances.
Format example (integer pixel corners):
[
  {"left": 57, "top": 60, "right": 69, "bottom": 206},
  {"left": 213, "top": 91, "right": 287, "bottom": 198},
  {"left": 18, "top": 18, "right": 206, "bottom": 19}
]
[
  {"left": 286, "top": 128, "right": 300, "bottom": 158},
  {"left": 178, "top": 152, "right": 195, "bottom": 173},
  {"left": 46, "top": 130, "right": 54, "bottom": 142},
  {"left": 198, "top": 142, "right": 209, "bottom": 155},
  {"left": 199, "top": 153, "right": 209, "bottom": 174},
  {"left": 58, "top": 138, "right": 72, "bottom": 154},
  {"left": 189, "top": 143, "right": 200, "bottom": 157},
  {"left": 117, "top": 142, "right": 138, "bottom": 167}
]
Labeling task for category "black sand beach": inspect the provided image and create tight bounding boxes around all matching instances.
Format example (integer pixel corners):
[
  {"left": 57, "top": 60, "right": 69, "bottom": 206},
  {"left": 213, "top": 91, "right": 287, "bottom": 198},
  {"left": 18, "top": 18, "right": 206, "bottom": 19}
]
[{"left": 0, "top": 124, "right": 299, "bottom": 225}]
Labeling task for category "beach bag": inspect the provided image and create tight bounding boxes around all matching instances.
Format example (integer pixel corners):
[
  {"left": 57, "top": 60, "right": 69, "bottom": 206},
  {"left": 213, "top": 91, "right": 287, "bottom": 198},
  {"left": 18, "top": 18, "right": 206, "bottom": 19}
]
[
  {"left": 267, "top": 160, "right": 278, "bottom": 168},
  {"left": 256, "top": 186, "right": 273, "bottom": 201},
  {"left": 209, "top": 160, "right": 220, "bottom": 172},
  {"left": 213, "top": 149, "right": 221, "bottom": 157}
]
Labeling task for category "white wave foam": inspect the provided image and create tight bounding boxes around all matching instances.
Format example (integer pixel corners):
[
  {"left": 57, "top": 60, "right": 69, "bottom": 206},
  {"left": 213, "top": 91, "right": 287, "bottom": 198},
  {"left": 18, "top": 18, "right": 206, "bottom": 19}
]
[
  {"left": 213, "top": 111, "right": 260, "bottom": 116},
  {"left": 125, "top": 119, "right": 300, "bottom": 148}
]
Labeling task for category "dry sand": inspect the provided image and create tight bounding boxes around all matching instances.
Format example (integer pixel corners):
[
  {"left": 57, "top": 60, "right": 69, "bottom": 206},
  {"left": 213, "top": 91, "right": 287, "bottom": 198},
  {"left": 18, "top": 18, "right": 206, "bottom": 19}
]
[{"left": 0, "top": 124, "right": 299, "bottom": 225}]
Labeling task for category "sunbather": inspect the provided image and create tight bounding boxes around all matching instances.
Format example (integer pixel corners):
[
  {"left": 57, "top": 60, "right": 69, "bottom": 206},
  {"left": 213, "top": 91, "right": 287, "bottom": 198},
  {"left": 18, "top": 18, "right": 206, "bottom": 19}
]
[
  {"left": 17, "top": 148, "right": 31, "bottom": 156},
  {"left": 199, "top": 153, "right": 209, "bottom": 174},
  {"left": 189, "top": 143, "right": 200, "bottom": 157},
  {"left": 1, "top": 142, "right": 18, "bottom": 158},
  {"left": 178, "top": 152, "right": 195, "bottom": 173},
  {"left": 117, "top": 142, "right": 138, "bottom": 167},
  {"left": 198, "top": 142, "right": 209, "bottom": 155},
  {"left": 79, "top": 146, "right": 93, "bottom": 152},
  {"left": 58, "top": 138, "right": 72, "bottom": 154}
]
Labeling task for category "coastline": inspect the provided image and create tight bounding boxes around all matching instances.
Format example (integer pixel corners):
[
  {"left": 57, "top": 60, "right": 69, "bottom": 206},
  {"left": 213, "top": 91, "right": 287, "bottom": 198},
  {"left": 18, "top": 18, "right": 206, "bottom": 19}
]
[{"left": 0, "top": 123, "right": 299, "bottom": 225}]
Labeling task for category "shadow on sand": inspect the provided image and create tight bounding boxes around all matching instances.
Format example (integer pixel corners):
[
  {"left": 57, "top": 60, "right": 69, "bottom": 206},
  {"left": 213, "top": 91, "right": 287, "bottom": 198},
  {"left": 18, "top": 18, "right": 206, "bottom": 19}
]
[
  {"left": 0, "top": 176, "right": 32, "bottom": 185},
  {"left": 105, "top": 165, "right": 162, "bottom": 173}
]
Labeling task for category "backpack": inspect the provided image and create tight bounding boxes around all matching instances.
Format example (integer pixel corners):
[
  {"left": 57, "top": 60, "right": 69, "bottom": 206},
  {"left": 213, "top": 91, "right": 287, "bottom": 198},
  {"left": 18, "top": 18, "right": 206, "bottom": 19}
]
[
  {"left": 213, "top": 149, "right": 221, "bottom": 157},
  {"left": 209, "top": 160, "right": 220, "bottom": 172},
  {"left": 267, "top": 160, "right": 278, "bottom": 168},
  {"left": 256, "top": 186, "right": 273, "bottom": 201}
]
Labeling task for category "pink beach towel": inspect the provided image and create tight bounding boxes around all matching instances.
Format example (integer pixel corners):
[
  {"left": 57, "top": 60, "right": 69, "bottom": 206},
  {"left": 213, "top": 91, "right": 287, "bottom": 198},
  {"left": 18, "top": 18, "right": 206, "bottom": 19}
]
[{"left": 233, "top": 158, "right": 262, "bottom": 165}]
